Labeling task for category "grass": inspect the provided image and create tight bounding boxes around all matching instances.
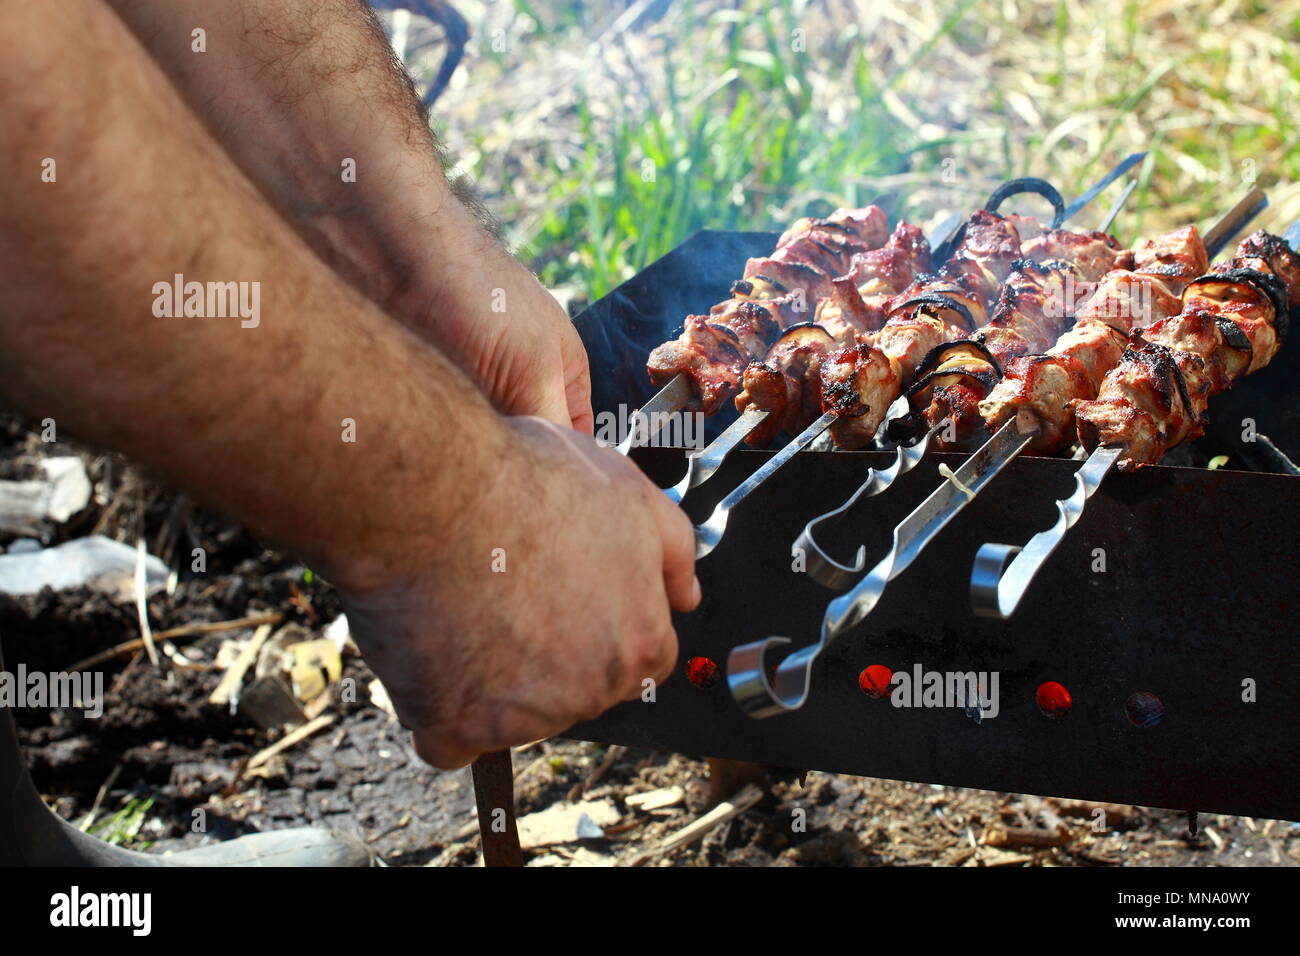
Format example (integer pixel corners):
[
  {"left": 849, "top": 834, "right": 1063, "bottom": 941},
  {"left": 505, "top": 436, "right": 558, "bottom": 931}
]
[
  {"left": 396, "top": 0, "right": 1300, "bottom": 305},
  {"left": 88, "top": 795, "right": 156, "bottom": 849}
]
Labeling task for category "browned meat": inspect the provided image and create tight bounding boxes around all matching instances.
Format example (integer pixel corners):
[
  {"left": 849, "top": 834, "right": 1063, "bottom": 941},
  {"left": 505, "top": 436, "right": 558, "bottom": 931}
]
[
  {"left": 1130, "top": 224, "right": 1209, "bottom": 291},
  {"left": 777, "top": 206, "right": 890, "bottom": 252},
  {"left": 1073, "top": 271, "right": 1185, "bottom": 332},
  {"left": 734, "top": 325, "right": 837, "bottom": 444},
  {"left": 1235, "top": 230, "right": 1300, "bottom": 308},
  {"left": 908, "top": 259, "right": 1079, "bottom": 447},
  {"left": 1022, "top": 229, "right": 1124, "bottom": 282},
  {"left": 1140, "top": 308, "right": 1252, "bottom": 393},
  {"left": 734, "top": 363, "right": 794, "bottom": 448},
  {"left": 1072, "top": 339, "right": 1210, "bottom": 470},
  {"left": 820, "top": 343, "right": 899, "bottom": 450},
  {"left": 647, "top": 315, "right": 745, "bottom": 416},
  {"left": 648, "top": 205, "right": 892, "bottom": 411},
  {"left": 979, "top": 354, "right": 1095, "bottom": 453}
]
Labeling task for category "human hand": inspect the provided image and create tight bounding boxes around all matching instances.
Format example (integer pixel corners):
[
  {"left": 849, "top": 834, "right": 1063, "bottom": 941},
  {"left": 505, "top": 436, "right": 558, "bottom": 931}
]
[{"left": 337, "top": 416, "right": 698, "bottom": 769}]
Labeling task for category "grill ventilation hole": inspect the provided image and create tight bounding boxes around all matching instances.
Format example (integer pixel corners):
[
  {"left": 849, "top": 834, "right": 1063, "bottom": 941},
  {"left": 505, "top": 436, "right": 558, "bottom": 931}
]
[
  {"left": 1124, "top": 691, "right": 1165, "bottom": 727},
  {"left": 1035, "top": 681, "right": 1073, "bottom": 719},
  {"left": 684, "top": 656, "right": 718, "bottom": 688},
  {"left": 857, "top": 664, "right": 894, "bottom": 700}
]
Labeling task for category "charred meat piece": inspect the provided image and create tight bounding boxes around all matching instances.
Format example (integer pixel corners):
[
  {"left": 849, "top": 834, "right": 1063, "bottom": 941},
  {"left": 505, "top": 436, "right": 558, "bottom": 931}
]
[
  {"left": 1183, "top": 266, "right": 1286, "bottom": 370},
  {"left": 1072, "top": 338, "right": 1210, "bottom": 470},
  {"left": 907, "top": 259, "right": 1079, "bottom": 447},
  {"left": 1234, "top": 229, "right": 1300, "bottom": 309},
  {"left": 647, "top": 205, "right": 891, "bottom": 411},
  {"left": 734, "top": 324, "right": 837, "bottom": 444},
  {"left": 1073, "top": 270, "right": 1185, "bottom": 332},
  {"left": 820, "top": 343, "right": 899, "bottom": 450},
  {"left": 1130, "top": 224, "right": 1210, "bottom": 290},
  {"left": 813, "top": 222, "right": 935, "bottom": 345},
  {"left": 647, "top": 315, "right": 745, "bottom": 416},
  {"left": 979, "top": 354, "right": 1095, "bottom": 453}
]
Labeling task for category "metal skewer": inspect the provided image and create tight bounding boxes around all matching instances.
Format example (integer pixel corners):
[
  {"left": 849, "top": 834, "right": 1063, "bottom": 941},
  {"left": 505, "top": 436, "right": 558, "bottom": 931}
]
[
  {"left": 727, "top": 186, "right": 1268, "bottom": 718},
  {"left": 728, "top": 419, "right": 1034, "bottom": 717},
  {"left": 970, "top": 186, "right": 1275, "bottom": 619},
  {"left": 694, "top": 411, "right": 837, "bottom": 558},
  {"left": 664, "top": 409, "right": 768, "bottom": 505},
  {"left": 793, "top": 177, "right": 1138, "bottom": 587}
]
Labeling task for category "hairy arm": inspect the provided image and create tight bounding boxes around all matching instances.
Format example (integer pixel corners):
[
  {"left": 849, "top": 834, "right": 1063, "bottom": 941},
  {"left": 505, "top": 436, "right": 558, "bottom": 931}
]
[
  {"left": 0, "top": 0, "right": 694, "bottom": 767},
  {"left": 104, "top": 0, "right": 593, "bottom": 432}
]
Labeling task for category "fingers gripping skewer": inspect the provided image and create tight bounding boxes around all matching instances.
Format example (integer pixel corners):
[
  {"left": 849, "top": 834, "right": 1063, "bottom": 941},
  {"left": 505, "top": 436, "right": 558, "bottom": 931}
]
[
  {"left": 728, "top": 419, "right": 1034, "bottom": 718},
  {"left": 969, "top": 187, "right": 1274, "bottom": 620}
]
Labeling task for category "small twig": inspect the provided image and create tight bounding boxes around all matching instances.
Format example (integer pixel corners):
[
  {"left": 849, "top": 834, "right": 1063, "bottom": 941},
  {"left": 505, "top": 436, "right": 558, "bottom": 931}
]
[
  {"left": 207, "top": 623, "right": 274, "bottom": 707},
  {"left": 76, "top": 764, "right": 123, "bottom": 832},
  {"left": 626, "top": 783, "right": 764, "bottom": 866},
  {"left": 567, "top": 744, "right": 624, "bottom": 801},
  {"left": 245, "top": 714, "right": 335, "bottom": 771},
  {"left": 133, "top": 538, "right": 160, "bottom": 668},
  {"left": 981, "top": 823, "right": 1069, "bottom": 848},
  {"left": 67, "top": 613, "right": 283, "bottom": 672}
]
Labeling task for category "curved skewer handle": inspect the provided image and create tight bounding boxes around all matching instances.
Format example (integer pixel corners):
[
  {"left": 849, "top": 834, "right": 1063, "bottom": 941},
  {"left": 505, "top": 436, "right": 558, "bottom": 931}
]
[
  {"left": 793, "top": 424, "right": 939, "bottom": 589},
  {"left": 728, "top": 421, "right": 1032, "bottom": 717},
  {"left": 970, "top": 445, "right": 1121, "bottom": 619}
]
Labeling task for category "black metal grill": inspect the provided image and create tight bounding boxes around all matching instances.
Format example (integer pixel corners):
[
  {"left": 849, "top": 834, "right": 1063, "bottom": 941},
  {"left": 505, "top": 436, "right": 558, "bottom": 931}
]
[{"left": 566, "top": 227, "right": 1300, "bottom": 822}]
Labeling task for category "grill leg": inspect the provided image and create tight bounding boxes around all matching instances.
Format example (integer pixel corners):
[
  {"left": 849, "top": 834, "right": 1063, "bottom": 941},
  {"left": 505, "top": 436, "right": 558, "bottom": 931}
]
[
  {"left": 706, "top": 757, "right": 769, "bottom": 808},
  {"left": 471, "top": 750, "right": 523, "bottom": 866}
]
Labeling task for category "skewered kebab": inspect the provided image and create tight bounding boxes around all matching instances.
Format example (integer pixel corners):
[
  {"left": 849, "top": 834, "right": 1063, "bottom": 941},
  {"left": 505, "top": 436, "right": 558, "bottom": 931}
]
[
  {"left": 624, "top": 156, "right": 1148, "bottom": 453},
  {"left": 734, "top": 208, "right": 1020, "bottom": 450},
  {"left": 727, "top": 190, "right": 1267, "bottom": 718},
  {"left": 729, "top": 178, "right": 1130, "bottom": 452},
  {"left": 642, "top": 206, "right": 892, "bottom": 421},
  {"left": 905, "top": 216, "right": 1199, "bottom": 451},
  {"left": 693, "top": 208, "right": 1036, "bottom": 559},
  {"left": 618, "top": 205, "right": 894, "bottom": 455},
  {"left": 971, "top": 222, "right": 1297, "bottom": 618},
  {"left": 691, "top": 174, "right": 1141, "bottom": 559},
  {"left": 798, "top": 197, "right": 1243, "bottom": 587}
]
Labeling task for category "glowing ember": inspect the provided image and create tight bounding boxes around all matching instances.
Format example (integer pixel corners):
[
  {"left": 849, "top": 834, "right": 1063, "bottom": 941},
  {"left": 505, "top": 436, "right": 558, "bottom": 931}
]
[
  {"left": 1035, "top": 681, "right": 1072, "bottom": 719},
  {"left": 857, "top": 664, "right": 893, "bottom": 699},
  {"left": 684, "top": 656, "right": 718, "bottom": 688}
]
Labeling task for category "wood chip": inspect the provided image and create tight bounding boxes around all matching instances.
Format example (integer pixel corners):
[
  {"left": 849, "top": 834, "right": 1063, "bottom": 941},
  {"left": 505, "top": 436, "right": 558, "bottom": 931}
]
[
  {"left": 625, "top": 786, "right": 685, "bottom": 812},
  {"left": 516, "top": 799, "right": 621, "bottom": 849},
  {"left": 208, "top": 623, "right": 273, "bottom": 706}
]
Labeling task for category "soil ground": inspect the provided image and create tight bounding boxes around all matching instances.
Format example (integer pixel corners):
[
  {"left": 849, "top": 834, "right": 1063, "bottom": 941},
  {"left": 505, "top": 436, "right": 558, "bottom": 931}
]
[{"left": 3, "top": 412, "right": 1297, "bottom": 866}]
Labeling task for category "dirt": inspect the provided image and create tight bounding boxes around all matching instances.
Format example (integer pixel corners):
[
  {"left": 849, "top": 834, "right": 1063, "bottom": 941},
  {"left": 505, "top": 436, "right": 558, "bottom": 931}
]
[{"left": 2, "top": 410, "right": 1298, "bottom": 866}]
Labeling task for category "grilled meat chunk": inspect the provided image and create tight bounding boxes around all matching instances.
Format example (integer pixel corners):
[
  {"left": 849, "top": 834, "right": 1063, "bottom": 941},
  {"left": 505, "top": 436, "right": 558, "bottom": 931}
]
[
  {"left": 1072, "top": 338, "right": 1210, "bottom": 470},
  {"left": 647, "top": 205, "right": 891, "bottom": 411},
  {"left": 733, "top": 324, "right": 837, "bottom": 444},
  {"left": 1021, "top": 229, "right": 1124, "bottom": 282},
  {"left": 647, "top": 315, "right": 745, "bottom": 416}
]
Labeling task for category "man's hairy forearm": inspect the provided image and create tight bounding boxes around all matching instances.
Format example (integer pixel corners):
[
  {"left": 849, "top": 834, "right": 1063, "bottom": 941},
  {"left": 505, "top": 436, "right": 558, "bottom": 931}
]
[
  {"left": 0, "top": 0, "right": 508, "bottom": 590},
  {"left": 104, "top": 0, "right": 504, "bottom": 312}
]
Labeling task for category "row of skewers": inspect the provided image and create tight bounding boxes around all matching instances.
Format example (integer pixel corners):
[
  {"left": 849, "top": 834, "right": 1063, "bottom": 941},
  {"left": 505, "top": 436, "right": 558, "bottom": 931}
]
[{"left": 626, "top": 166, "right": 1294, "bottom": 718}]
